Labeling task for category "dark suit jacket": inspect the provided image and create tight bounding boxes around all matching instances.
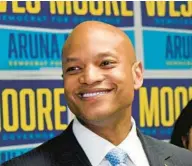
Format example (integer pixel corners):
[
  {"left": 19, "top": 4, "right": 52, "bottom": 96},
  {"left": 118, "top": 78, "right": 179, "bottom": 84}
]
[{"left": 1, "top": 121, "right": 192, "bottom": 166}]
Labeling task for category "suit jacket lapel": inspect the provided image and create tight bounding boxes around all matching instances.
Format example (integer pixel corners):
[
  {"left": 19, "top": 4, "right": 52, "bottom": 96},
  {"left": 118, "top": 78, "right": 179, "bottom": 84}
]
[
  {"left": 58, "top": 124, "right": 174, "bottom": 166},
  {"left": 54, "top": 122, "right": 185, "bottom": 166},
  {"left": 137, "top": 130, "right": 180, "bottom": 166},
  {"left": 61, "top": 123, "right": 174, "bottom": 166},
  {"left": 53, "top": 122, "right": 92, "bottom": 166}
]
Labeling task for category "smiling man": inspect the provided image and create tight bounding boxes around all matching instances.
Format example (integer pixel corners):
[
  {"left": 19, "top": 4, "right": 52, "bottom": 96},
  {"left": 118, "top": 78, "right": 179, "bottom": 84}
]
[
  {"left": 62, "top": 21, "right": 139, "bottom": 141},
  {"left": 2, "top": 21, "right": 192, "bottom": 166}
]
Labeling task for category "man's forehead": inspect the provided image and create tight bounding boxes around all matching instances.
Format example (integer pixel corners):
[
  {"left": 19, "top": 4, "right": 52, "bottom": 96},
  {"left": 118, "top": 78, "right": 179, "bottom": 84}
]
[
  {"left": 64, "top": 21, "right": 129, "bottom": 45},
  {"left": 62, "top": 21, "right": 136, "bottom": 63},
  {"left": 63, "top": 49, "right": 118, "bottom": 60}
]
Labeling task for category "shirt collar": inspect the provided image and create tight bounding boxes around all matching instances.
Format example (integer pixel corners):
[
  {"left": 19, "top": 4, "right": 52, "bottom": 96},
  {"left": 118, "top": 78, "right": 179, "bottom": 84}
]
[{"left": 72, "top": 117, "right": 137, "bottom": 166}]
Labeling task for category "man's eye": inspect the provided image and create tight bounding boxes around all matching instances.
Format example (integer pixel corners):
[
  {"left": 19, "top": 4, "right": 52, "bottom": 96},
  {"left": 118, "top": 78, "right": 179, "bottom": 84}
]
[
  {"left": 101, "top": 61, "right": 111, "bottom": 66},
  {"left": 100, "top": 60, "right": 112, "bottom": 66},
  {"left": 66, "top": 67, "right": 80, "bottom": 72}
]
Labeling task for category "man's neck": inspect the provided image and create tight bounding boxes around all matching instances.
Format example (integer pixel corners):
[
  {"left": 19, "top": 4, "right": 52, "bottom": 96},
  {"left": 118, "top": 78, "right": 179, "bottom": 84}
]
[{"left": 79, "top": 108, "right": 132, "bottom": 145}]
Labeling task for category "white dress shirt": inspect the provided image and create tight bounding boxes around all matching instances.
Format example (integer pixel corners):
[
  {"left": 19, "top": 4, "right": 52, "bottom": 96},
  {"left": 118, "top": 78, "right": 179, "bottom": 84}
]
[{"left": 72, "top": 117, "right": 150, "bottom": 166}]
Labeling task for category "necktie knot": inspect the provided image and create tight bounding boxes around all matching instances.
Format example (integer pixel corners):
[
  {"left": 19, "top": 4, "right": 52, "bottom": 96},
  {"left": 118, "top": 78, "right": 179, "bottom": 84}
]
[{"left": 105, "top": 148, "right": 129, "bottom": 166}]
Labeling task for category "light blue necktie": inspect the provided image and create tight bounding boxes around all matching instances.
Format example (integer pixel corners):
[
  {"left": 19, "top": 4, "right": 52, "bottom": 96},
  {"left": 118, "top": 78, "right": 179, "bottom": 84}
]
[{"left": 105, "top": 148, "right": 129, "bottom": 166}]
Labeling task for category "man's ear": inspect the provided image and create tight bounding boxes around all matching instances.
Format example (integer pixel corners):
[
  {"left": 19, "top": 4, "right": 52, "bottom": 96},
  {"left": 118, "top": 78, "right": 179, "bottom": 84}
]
[{"left": 132, "top": 61, "right": 144, "bottom": 90}]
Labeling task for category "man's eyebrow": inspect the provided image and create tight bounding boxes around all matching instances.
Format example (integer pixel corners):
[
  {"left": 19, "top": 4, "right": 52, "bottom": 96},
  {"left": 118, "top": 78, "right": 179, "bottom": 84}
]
[
  {"left": 63, "top": 57, "right": 80, "bottom": 63},
  {"left": 97, "top": 51, "right": 117, "bottom": 59},
  {"left": 63, "top": 51, "right": 117, "bottom": 63}
]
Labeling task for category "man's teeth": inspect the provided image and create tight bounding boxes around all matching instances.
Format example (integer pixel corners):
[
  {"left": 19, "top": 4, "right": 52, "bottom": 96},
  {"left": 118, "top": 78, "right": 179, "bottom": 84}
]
[{"left": 81, "top": 91, "right": 109, "bottom": 98}]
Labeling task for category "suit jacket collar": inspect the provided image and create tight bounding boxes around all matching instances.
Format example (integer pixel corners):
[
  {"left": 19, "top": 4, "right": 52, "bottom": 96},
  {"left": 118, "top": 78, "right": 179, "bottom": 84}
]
[
  {"left": 58, "top": 121, "right": 179, "bottom": 166},
  {"left": 55, "top": 121, "right": 92, "bottom": 166}
]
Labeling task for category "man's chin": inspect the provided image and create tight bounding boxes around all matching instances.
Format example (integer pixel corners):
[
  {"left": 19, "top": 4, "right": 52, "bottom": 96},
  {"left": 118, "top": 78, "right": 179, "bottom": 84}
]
[{"left": 79, "top": 110, "right": 115, "bottom": 125}]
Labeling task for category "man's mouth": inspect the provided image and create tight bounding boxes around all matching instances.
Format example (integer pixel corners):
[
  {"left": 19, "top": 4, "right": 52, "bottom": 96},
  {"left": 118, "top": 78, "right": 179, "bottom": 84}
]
[{"left": 78, "top": 89, "right": 113, "bottom": 99}]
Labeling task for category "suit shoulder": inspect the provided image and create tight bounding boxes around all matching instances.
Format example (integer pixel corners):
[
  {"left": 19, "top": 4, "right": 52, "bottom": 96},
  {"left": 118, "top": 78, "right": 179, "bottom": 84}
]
[{"left": 144, "top": 135, "right": 192, "bottom": 165}]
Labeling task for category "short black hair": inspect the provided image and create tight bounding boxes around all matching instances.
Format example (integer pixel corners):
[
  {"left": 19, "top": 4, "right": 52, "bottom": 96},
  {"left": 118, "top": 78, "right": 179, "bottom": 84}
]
[{"left": 170, "top": 99, "right": 192, "bottom": 148}]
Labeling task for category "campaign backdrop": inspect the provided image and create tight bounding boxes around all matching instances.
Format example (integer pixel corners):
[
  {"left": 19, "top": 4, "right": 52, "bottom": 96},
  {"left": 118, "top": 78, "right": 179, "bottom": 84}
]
[
  {"left": 141, "top": 1, "right": 192, "bottom": 70},
  {"left": 0, "top": 1, "right": 134, "bottom": 70},
  {"left": 0, "top": 1, "right": 191, "bottom": 164},
  {"left": 133, "top": 79, "right": 192, "bottom": 140}
]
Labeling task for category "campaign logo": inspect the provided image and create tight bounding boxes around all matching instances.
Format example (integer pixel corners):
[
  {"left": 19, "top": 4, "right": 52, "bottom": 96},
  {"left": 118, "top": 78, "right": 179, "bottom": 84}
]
[
  {"left": 0, "top": 1, "right": 134, "bottom": 29},
  {"left": 141, "top": 1, "right": 192, "bottom": 29},
  {"left": 132, "top": 79, "right": 192, "bottom": 140},
  {"left": 0, "top": 29, "right": 135, "bottom": 70},
  {"left": 143, "top": 30, "right": 192, "bottom": 69},
  {"left": 0, "top": 80, "right": 68, "bottom": 147}
]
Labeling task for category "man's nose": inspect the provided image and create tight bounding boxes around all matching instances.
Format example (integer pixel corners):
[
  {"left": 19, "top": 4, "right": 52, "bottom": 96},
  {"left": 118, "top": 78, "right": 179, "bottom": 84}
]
[{"left": 78, "top": 65, "right": 105, "bottom": 85}]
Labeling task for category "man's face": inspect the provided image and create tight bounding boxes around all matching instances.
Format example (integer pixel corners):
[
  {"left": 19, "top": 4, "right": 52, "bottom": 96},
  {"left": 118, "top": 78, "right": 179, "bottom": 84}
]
[{"left": 63, "top": 29, "right": 142, "bottom": 123}]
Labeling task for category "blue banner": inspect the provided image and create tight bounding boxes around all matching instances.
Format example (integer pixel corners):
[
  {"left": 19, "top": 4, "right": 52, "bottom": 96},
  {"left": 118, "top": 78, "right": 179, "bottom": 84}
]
[
  {"left": 0, "top": 80, "right": 68, "bottom": 147},
  {"left": 143, "top": 30, "right": 192, "bottom": 69},
  {"left": 1, "top": 79, "right": 191, "bottom": 146},
  {"left": 0, "top": 29, "right": 134, "bottom": 70},
  {"left": 0, "top": 1, "right": 134, "bottom": 29},
  {"left": 141, "top": 1, "right": 192, "bottom": 29},
  {"left": 0, "top": 29, "right": 68, "bottom": 70}
]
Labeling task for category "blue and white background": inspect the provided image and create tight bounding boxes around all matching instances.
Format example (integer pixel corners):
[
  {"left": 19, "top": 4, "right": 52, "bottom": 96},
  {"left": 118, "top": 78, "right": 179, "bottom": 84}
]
[{"left": 0, "top": 1, "right": 191, "bottom": 164}]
